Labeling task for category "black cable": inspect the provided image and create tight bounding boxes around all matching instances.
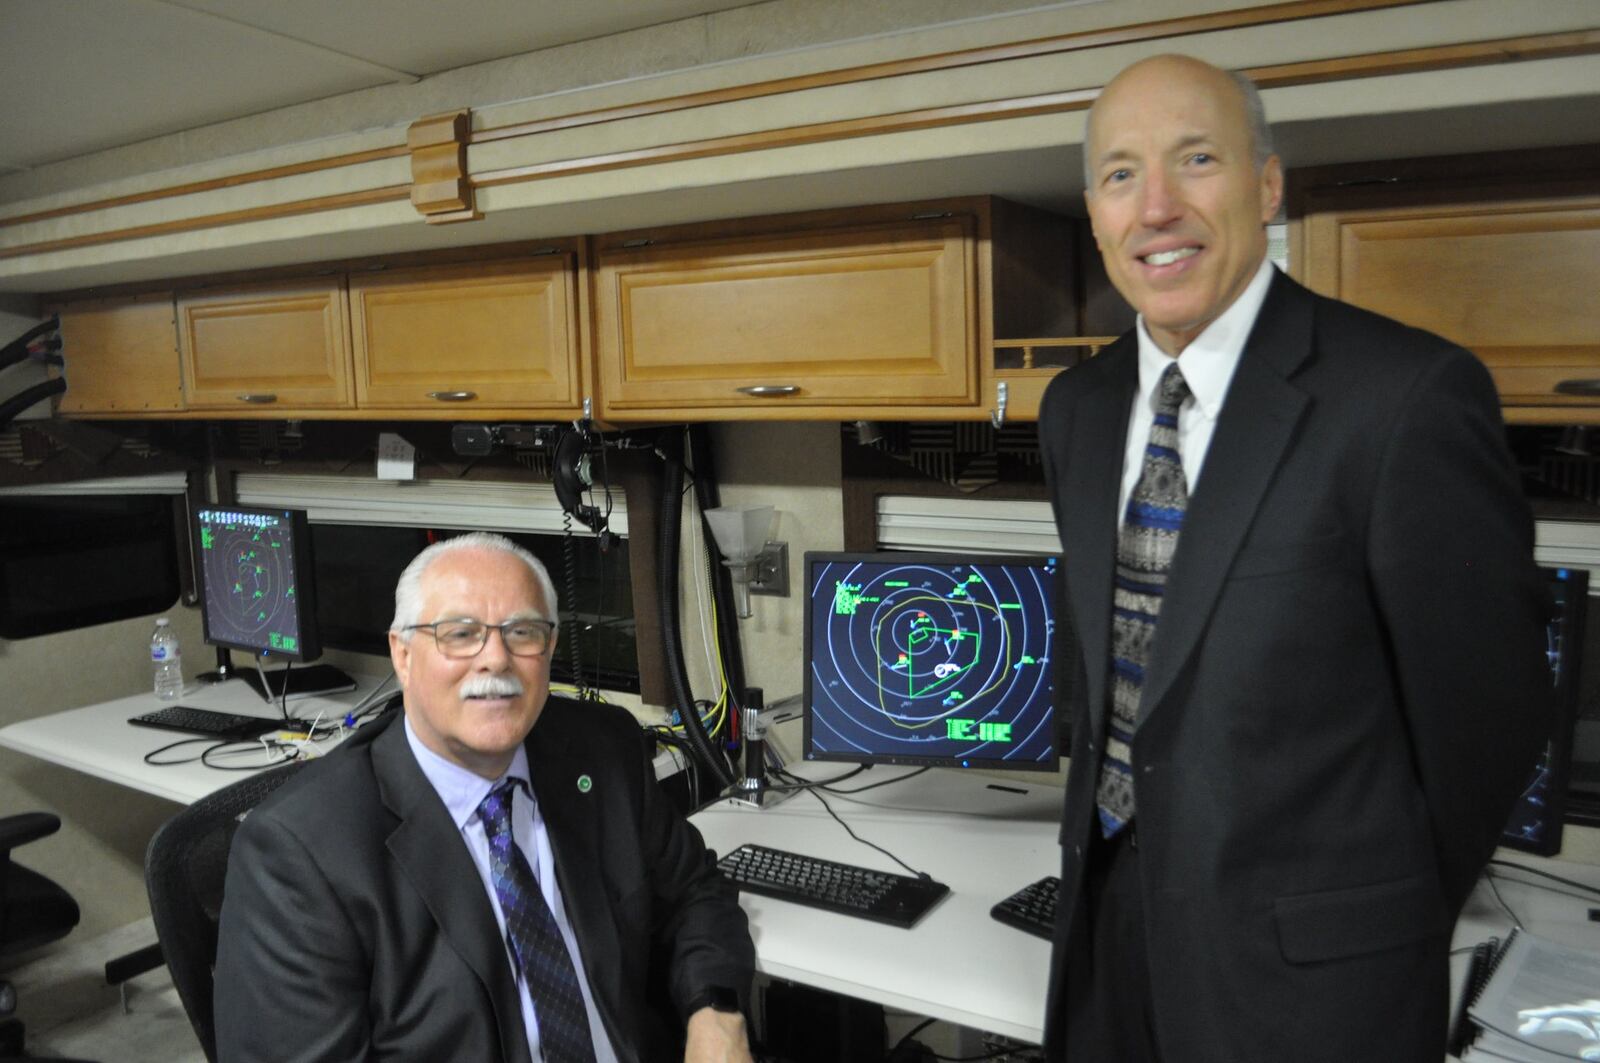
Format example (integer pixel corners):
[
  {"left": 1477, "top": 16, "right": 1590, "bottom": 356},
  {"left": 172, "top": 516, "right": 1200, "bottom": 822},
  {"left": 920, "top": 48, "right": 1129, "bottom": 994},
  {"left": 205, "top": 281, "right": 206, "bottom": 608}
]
[
  {"left": 934, "top": 1044, "right": 1037, "bottom": 1062},
  {"left": 686, "top": 423, "right": 748, "bottom": 711},
  {"left": 1482, "top": 870, "right": 1524, "bottom": 930},
  {"left": 805, "top": 786, "right": 929, "bottom": 879},
  {"left": 0, "top": 378, "right": 66, "bottom": 431},
  {"left": 657, "top": 428, "right": 733, "bottom": 789},
  {"left": 561, "top": 508, "right": 590, "bottom": 701},
  {"left": 764, "top": 765, "right": 869, "bottom": 792},
  {"left": 888, "top": 1018, "right": 937, "bottom": 1060},
  {"left": 821, "top": 767, "right": 930, "bottom": 794},
  {"left": 143, "top": 737, "right": 222, "bottom": 765},
  {"left": 1489, "top": 858, "right": 1600, "bottom": 900}
]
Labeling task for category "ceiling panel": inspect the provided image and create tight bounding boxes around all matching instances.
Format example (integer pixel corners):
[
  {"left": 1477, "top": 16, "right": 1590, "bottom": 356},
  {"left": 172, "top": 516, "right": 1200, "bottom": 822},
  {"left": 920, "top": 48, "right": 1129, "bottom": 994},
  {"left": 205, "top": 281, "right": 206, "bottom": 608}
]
[
  {"left": 171, "top": 0, "right": 762, "bottom": 75},
  {"left": 0, "top": 0, "right": 761, "bottom": 175}
]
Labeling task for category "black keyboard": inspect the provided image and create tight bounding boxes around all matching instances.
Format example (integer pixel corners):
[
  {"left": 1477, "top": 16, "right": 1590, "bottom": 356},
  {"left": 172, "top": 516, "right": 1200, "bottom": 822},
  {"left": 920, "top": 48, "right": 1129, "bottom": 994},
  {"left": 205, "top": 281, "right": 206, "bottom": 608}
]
[
  {"left": 990, "top": 875, "right": 1060, "bottom": 939},
  {"left": 129, "top": 705, "right": 282, "bottom": 740},
  {"left": 716, "top": 844, "right": 949, "bottom": 929}
]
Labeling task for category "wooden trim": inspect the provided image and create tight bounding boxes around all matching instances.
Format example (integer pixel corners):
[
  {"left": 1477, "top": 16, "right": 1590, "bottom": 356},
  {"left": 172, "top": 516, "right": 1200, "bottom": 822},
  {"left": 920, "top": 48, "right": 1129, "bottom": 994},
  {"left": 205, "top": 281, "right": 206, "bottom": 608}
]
[
  {"left": 478, "top": 30, "right": 1600, "bottom": 192},
  {"left": 0, "top": 185, "right": 411, "bottom": 262},
  {"left": 475, "top": 90, "right": 1101, "bottom": 188},
  {"left": 0, "top": 145, "right": 408, "bottom": 229},
  {"left": 1245, "top": 27, "right": 1600, "bottom": 88},
  {"left": 473, "top": 0, "right": 1442, "bottom": 146},
  {"left": 407, "top": 109, "right": 480, "bottom": 223},
  {"left": 0, "top": 0, "right": 1440, "bottom": 236},
  {"left": 5, "top": 4, "right": 1592, "bottom": 265}
]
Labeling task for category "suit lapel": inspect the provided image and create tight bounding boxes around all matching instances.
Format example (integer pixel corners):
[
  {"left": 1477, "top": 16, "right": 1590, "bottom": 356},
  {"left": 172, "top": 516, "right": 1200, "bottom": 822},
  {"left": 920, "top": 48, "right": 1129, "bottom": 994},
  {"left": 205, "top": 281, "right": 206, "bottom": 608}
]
[
  {"left": 526, "top": 711, "right": 626, "bottom": 1050},
  {"left": 1058, "top": 343, "right": 1137, "bottom": 747},
  {"left": 1138, "top": 273, "right": 1315, "bottom": 723},
  {"left": 373, "top": 718, "right": 531, "bottom": 1063}
]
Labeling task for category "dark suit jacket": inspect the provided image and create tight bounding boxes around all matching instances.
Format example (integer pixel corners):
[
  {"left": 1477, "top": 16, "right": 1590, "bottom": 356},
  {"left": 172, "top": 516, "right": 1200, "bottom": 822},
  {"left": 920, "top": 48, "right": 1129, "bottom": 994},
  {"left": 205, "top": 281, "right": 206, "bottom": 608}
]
[
  {"left": 1037, "top": 271, "right": 1549, "bottom": 1063},
  {"left": 214, "top": 697, "right": 753, "bottom": 1063}
]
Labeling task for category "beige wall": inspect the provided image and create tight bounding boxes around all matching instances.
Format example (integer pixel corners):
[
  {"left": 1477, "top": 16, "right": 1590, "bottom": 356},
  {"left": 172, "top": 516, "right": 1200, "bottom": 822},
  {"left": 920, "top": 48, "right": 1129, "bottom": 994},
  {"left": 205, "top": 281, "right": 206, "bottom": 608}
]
[{"left": 0, "top": 604, "right": 205, "bottom": 938}]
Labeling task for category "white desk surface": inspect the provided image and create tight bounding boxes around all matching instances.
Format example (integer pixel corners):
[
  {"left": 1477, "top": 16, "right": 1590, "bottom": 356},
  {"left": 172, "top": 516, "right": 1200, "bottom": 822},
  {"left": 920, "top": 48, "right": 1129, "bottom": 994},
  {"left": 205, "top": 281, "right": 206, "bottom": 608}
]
[
  {"left": 0, "top": 676, "right": 686, "bottom": 806},
  {"left": 1448, "top": 849, "right": 1600, "bottom": 1060},
  {"left": 0, "top": 676, "right": 392, "bottom": 805},
  {"left": 691, "top": 763, "right": 1063, "bottom": 1044}
]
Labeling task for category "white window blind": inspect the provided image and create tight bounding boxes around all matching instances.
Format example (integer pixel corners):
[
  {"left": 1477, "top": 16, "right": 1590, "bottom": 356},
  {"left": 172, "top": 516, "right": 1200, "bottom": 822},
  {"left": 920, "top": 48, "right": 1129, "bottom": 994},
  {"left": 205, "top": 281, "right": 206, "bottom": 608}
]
[
  {"left": 876, "top": 495, "right": 1060, "bottom": 555},
  {"left": 234, "top": 473, "right": 628, "bottom": 537},
  {"left": 0, "top": 472, "right": 188, "bottom": 496},
  {"left": 1536, "top": 520, "right": 1600, "bottom": 593}
]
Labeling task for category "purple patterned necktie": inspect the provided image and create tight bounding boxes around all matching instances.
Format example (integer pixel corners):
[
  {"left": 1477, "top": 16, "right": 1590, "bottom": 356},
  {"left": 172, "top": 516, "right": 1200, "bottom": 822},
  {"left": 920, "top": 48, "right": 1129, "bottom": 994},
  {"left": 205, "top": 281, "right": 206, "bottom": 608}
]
[
  {"left": 1098, "top": 362, "right": 1191, "bottom": 838},
  {"left": 477, "top": 780, "right": 597, "bottom": 1063}
]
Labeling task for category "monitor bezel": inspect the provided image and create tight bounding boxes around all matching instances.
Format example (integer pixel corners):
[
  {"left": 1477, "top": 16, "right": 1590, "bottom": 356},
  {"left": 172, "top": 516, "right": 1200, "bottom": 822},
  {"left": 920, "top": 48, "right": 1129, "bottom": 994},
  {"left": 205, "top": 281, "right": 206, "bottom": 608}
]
[
  {"left": 1500, "top": 565, "right": 1587, "bottom": 856},
  {"left": 192, "top": 503, "right": 322, "bottom": 663},
  {"left": 801, "top": 549, "right": 1061, "bottom": 773}
]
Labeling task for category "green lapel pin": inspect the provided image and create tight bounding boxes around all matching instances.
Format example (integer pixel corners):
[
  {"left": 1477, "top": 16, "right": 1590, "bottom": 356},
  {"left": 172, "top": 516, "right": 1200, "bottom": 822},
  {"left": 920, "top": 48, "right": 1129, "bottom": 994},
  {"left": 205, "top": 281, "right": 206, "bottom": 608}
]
[{"left": 577, "top": 774, "right": 593, "bottom": 794}]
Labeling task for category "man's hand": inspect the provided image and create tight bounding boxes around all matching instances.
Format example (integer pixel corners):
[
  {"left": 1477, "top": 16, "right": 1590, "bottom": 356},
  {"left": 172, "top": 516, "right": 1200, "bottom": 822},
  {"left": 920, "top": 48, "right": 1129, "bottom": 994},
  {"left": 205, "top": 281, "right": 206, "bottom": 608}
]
[{"left": 684, "top": 1005, "right": 753, "bottom": 1063}]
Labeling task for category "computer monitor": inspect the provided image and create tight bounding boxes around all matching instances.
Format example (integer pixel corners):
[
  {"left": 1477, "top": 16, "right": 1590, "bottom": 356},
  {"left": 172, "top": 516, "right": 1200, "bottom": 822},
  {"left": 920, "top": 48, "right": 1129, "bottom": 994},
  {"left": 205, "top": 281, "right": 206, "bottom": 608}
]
[
  {"left": 803, "top": 551, "right": 1059, "bottom": 772},
  {"left": 192, "top": 504, "right": 351, "bottom": 700},
  {"left": 1501, "top": 565, "right": 1587, "bottom": 855}
]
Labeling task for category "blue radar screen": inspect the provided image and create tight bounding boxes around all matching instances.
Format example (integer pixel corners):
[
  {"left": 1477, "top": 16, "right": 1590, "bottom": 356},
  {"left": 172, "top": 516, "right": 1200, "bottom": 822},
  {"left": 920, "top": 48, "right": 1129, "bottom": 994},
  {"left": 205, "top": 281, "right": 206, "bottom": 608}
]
[
  {"left": 198, "top": 510, "right": 303, "bottom": 655},
  {"left": 808, "top": 557, "right": 1057, "bottom": 766}
]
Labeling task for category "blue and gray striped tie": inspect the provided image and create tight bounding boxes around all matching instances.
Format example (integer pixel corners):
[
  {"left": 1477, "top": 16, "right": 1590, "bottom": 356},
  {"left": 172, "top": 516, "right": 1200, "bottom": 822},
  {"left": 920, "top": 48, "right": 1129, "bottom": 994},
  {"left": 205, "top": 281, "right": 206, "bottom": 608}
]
[
  {"left": 478, "top": 780, "right": 597, "bottom": 1063},
  {"left": 1097, "top": 362, "right": 1191, "bottom": 839}
]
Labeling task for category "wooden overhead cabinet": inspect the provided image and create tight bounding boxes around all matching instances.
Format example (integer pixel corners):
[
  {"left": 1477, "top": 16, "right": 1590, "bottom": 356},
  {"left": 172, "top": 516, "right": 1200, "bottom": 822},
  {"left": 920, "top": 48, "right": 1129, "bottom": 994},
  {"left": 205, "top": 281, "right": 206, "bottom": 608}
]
[
  {"left": 53, "top": 292, "right": 184, "bottom": 415},
  {"left": 349, "top": 255, "right": 585, "bottom": 419},
  {"left": 1293, "top": 151, "right": 1600, "bottom": 423},
  {"left": 179, "top": 278, "right": 354, "bottom": 413},
  {"left": 593, "top": 203, "right": 986, "bottom": 420}
]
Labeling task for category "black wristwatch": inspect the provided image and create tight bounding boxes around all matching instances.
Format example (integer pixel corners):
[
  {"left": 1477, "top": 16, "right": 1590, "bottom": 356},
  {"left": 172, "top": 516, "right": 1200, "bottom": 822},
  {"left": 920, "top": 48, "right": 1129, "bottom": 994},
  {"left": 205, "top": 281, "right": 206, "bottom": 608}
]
[{"left": 683, "top": 985, "right": 741, "bottom": 1019}]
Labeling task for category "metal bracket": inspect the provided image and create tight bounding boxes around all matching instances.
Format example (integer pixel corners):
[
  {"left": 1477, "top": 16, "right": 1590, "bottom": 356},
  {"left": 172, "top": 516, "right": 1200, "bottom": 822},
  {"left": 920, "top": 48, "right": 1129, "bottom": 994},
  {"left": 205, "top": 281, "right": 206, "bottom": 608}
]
[{"left": 990, "top": 380, "right": 1008, "bottom": 428}]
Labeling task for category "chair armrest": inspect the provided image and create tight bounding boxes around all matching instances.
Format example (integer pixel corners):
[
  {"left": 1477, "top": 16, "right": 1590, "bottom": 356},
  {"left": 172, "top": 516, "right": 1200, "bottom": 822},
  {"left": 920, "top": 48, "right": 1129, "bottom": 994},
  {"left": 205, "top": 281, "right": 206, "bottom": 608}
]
[{"left": 0, "top": 812, "right": 62, "bottom": 856}]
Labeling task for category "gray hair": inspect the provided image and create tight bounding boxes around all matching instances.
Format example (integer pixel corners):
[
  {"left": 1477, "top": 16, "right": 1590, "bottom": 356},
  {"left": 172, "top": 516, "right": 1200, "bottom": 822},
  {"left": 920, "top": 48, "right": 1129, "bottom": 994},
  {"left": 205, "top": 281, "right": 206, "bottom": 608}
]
[
  {"left": 390, "top": 532, "right": 560, "bottom": 641},
  {"left": 1082, "top": 64, "right": 1276, "bottom": 189}
]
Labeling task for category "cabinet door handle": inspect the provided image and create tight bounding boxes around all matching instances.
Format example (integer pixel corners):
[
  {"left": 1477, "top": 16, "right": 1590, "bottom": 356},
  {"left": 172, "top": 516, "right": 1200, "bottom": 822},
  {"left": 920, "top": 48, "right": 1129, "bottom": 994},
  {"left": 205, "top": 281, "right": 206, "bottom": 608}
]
[
  {"left": 236, "top": 393, "right": 277, "bottom": 404},
  {"left": 736, "top": 385, "right": 800, "bottom": 397},
  {"left": 427, "top": 391, "right": 477, "bottom": 402},
  {"left": 1554, "top": 379, "right": 1600, "bottom": 396}
]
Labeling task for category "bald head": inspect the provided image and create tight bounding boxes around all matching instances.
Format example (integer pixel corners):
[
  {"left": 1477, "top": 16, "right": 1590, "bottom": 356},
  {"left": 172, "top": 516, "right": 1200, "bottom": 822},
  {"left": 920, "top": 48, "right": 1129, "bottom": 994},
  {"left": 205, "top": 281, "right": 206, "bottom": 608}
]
[{"left": 1084, "top": 55, "right": 1274, "bottom": 190}]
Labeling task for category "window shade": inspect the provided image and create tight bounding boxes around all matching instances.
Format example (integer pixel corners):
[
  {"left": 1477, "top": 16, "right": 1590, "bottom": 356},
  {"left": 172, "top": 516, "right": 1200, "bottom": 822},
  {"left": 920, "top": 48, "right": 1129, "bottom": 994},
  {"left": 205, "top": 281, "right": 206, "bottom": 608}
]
[{"left": 234, "top": 473, "right": 628, "bottom": 537}]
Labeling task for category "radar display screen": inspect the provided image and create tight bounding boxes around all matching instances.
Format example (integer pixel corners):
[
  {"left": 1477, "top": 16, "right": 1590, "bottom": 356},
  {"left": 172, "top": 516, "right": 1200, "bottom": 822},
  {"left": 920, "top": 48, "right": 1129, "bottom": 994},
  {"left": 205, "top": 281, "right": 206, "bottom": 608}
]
[
  {"left": 194, "top": 505, "right": 320, "bottom": 661},
  {"left": 803, "top": 552, "right": 1059, "bottom": 771},
  {"left": 1501, "top": 565, "right": 1586, "bottom": 855}
]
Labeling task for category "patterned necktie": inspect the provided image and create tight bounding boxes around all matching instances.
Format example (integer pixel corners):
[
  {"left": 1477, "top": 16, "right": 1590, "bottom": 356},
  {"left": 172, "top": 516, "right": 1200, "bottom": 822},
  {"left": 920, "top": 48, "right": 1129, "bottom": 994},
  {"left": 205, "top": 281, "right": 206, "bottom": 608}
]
[
  {"left": 477, "top": 780, "right": 597, "bottom": 1063},
  {"left": 1097, "top": 362, "right": 1192, "bottom": 839}
]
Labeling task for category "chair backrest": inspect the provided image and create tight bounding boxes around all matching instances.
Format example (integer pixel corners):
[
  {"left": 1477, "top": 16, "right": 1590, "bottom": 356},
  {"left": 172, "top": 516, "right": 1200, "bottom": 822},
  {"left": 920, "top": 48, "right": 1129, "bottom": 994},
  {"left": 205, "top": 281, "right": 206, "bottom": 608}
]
[{"left": 145, "top": 760, "right": 309, "bottom": 1063}]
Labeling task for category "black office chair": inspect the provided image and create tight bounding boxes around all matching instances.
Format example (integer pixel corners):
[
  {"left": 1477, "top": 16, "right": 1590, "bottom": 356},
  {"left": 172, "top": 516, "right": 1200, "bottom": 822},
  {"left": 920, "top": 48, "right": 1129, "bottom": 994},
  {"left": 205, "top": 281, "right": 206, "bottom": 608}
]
[
  {"left": 144, "top": 760, "right": 309, "bottom": 1063},
  {"left": 0, "top": 812, "right": 82, "bottom": 1057}
]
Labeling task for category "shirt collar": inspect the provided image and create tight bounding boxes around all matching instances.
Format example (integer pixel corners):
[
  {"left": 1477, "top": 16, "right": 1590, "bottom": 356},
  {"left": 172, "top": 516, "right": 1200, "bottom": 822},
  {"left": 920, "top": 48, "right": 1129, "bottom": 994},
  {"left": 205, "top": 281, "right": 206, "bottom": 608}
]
[
  {"left": 404, "top": 714, "right": 532, "bottom": 832},
  {"left": 1134, "top": 256, "right": 1276, "bottom": 421}
]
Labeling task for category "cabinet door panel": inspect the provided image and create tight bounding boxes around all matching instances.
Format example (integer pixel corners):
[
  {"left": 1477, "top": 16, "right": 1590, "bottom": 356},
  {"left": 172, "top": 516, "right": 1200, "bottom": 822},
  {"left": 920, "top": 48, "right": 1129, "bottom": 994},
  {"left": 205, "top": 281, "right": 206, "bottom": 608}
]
[
  {"left": 55, "top": 292, "right": 183, "bottom": 414},
  {"left": 180, "top": 279, "right": 352, "bottom": 411},
  {"left": 351, "top": 258, "right": 582, "bottom": 414},
  {"left": 596, "top": 218, "right": 975, "bottom": 415},
  {"left": 1307, "top": 198, "right": 1600, "bottom": 412}
]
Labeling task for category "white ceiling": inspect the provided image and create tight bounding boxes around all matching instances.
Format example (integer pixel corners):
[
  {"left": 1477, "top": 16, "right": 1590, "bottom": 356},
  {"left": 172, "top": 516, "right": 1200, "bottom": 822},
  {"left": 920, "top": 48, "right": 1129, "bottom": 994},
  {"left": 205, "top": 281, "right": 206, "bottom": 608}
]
[{"left": 0, "top": 0, "right": 759, "bottom": 174}]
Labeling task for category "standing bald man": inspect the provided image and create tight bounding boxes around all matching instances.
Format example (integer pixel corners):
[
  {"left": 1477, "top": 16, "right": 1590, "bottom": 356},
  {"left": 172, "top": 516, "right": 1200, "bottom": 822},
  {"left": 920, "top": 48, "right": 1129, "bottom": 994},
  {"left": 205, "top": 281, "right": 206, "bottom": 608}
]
[{"left": 1037, "top": 55, "right": 1549, "bottom": 1062}]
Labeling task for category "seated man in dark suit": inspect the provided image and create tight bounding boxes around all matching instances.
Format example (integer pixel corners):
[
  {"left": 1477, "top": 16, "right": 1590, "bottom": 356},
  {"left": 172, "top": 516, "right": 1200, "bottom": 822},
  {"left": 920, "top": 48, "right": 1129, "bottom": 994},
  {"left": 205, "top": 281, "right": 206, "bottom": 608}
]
[{"left": 215, "top": 532, "right": 755, "bottom": 1063}]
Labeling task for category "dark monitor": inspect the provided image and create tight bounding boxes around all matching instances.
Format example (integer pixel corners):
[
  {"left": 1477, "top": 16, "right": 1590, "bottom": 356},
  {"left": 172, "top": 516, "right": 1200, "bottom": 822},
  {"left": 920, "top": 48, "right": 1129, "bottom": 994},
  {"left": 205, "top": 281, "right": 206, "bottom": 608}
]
[
  {"left": 1501, "top": 565, "right": 1587, "bottom": 855},
  {"left": 803, "top": 551, "right": 1059, "bottom": 772},
  {"left": 193, "top": 504, "right": 321, "bottom": 663}
]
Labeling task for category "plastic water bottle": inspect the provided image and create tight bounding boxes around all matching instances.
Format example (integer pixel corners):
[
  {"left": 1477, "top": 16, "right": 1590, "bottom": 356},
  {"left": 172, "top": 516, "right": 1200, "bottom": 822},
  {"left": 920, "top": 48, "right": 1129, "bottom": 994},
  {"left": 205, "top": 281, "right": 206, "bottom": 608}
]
[{"left": 151, "top": 618, "right": 184, "bottom": 700}]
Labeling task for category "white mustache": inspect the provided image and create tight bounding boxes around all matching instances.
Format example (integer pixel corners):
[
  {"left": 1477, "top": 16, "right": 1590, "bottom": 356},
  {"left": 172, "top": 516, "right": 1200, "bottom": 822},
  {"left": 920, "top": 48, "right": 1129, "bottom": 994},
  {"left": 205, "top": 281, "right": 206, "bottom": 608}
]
[{"left": 459, "top": 674, "right": 525, "bottom": 699}]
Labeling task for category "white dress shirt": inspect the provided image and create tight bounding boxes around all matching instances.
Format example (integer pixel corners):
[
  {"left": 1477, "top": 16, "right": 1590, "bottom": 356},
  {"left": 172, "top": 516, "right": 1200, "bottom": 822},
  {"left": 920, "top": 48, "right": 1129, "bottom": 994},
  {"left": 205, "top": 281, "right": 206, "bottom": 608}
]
[
  {"left": 405, "top": 718, "right": 620, "bottom": 1063},
  {"left": 1119, "top": 257, "right": 1278, "bottom": 524}
]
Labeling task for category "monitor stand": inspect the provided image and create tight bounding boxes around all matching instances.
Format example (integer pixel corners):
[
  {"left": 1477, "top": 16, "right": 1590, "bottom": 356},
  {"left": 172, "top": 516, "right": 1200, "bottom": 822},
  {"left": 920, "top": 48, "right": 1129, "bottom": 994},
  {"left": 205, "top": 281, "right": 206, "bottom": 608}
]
[
  {"left": 201, "top": 648, "right": 356, "bottom": 701},
  {"left": 235, "top": 663, "right": 357, "bottom": 702}
]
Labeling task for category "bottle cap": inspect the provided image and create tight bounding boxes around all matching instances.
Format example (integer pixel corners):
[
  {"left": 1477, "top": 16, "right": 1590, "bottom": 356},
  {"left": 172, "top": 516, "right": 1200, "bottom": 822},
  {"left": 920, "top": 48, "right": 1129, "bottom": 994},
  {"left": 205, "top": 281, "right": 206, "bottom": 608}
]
[{"left": 155, "top": 618, "right": 170, "bottom": 627}]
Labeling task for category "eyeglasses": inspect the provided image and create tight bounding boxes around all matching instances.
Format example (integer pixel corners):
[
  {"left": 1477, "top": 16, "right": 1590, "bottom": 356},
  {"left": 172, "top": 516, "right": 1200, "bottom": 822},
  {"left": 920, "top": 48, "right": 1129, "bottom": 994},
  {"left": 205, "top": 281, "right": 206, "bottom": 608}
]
[{"left": 403, "top": 618, "right": 556, "bottom": 659}]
